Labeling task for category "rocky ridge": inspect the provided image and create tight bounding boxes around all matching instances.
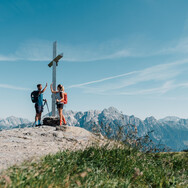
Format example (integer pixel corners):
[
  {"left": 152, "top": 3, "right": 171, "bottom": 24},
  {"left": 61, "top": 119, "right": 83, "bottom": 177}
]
[{"left": 0, "top": 124, "right": 106, "bottom": 172}]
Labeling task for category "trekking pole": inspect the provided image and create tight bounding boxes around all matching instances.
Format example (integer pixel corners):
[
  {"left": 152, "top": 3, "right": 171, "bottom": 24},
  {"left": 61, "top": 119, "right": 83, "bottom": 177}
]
[{"left": 45, "top": 100, "right": 50, "bottom": 114}]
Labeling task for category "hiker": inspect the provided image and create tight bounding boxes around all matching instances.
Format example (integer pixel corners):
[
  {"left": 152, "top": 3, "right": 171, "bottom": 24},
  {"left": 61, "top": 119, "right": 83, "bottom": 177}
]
[
  {"left": 50, "top": 83, "right": 67, "bottom": 126},
  {"left": 34, "top": 83, "right": 47, "bottom": 126}
]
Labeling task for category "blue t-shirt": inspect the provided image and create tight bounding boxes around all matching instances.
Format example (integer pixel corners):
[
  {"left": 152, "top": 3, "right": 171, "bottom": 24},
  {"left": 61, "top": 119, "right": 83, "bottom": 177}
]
[{"left": 37, "top": 93, "right": 43, "bottom": 106}]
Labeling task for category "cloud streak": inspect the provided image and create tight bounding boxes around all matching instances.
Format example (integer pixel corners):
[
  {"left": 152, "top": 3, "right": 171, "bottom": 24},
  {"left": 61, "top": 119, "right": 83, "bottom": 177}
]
[
  {"left": 116, "top": 81, "right": 188, "bottom": 96},
  {"left": 0, "top": 40, "right": 133, "bottom": 62},
  {"left": 69, "top": 58, "right": 188, "bottom": 95},
  {"left": 0, "top": 84, "right": 31, "bottom": 91},
  {"left": 0, "top": 55, "right": 19, "bottom": 61},
  {"left": 2, "top": 36, "right": 188, "bottom": 63},
  {"left": 68, "top": 70, "right": 139, "bottom": 88}
]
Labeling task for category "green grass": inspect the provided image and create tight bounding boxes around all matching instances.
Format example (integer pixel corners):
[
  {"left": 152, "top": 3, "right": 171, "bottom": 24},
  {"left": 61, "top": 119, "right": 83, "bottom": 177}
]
[{"left": 0, "top": 146, "right": 187, "bottom": 188}]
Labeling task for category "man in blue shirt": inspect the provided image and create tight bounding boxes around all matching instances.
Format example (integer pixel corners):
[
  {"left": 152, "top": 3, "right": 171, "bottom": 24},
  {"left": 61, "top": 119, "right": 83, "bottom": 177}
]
[{"left": 35, "top": 83, "right": 47, "bottom": 126}]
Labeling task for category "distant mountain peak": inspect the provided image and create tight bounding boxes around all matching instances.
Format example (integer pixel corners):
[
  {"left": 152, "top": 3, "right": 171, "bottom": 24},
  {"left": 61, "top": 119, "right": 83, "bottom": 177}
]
[
  {"left": 0, "top": 116, "right": 30, "bottom": 128},
  {"left": 102, "top": 107, "right": 120, "bottom": 114},
  {"left": 144, "top": 116, "right": 157, "bottom": 124},
  {"left": 6, "top": 116, "right": 16, "bottom": 119},
  {"left": 159, "top": 116, "right": 181, "bottom": 122},
  {"left": 108, "top": 106, "right": 119, "bottom": 111}
]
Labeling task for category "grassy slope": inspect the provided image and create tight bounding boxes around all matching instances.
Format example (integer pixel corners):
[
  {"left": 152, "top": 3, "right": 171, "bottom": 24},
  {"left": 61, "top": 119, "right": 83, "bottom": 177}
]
[{"left": 0, "top": 146, "right": 187, "bottom": 188}]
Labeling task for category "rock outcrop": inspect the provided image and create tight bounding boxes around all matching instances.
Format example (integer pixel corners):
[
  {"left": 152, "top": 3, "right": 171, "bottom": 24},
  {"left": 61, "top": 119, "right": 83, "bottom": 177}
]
[
  {"left": 0, "top": 125, "right": 105, "bottom": 172},
  {"left": 43, "top": 117, "right": 61, "bottom": 126}
]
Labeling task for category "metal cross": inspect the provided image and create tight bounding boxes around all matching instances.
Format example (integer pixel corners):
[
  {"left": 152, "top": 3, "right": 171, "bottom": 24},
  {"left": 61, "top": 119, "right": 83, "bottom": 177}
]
[{"left": 48, "top": 41, "right": 63, "bottom": 116}]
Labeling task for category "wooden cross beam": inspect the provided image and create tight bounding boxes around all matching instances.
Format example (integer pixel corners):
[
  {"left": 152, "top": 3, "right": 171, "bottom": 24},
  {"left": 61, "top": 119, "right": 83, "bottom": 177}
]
[
  {"left": 48, "top": 53, "right": 63, "bottom": 67},
  {"left": 48, "top": 41, "right": 63, "bottom": 116}
]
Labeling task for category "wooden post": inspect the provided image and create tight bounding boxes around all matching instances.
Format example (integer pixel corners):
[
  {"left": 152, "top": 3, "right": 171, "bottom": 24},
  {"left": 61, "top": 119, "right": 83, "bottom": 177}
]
[{"left": 52, "top": 41, "right": 57, "bottom": 116}]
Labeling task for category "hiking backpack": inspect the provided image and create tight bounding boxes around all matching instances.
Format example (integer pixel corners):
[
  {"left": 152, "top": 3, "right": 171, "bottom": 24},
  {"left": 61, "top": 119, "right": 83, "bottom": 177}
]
[
  {"left": 63, "top": 92, "right": 68, "bottom": 104},
  {"left": 31, "top": 90, "right": 39, "bottom": 103}
]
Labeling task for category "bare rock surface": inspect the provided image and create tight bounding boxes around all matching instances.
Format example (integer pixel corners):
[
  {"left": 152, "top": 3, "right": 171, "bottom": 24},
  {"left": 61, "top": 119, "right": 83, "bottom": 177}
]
[{"left": 0, "top": 125, "right": 105, "bottom": 172}]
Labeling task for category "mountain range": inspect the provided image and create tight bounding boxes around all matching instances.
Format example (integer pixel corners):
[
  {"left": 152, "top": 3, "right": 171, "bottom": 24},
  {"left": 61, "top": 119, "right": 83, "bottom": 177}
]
[
  {"left": 0, "top": 116, "right": 30, "bottom": 130},
  {"left": 1, "top": 107, "right": 188, "bottom": 151}
]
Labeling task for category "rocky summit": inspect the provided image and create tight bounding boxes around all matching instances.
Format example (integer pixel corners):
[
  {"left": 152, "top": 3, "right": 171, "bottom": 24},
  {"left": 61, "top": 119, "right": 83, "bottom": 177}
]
[{"left": 0, "top": 125, "right": 105, "bottom": 172}]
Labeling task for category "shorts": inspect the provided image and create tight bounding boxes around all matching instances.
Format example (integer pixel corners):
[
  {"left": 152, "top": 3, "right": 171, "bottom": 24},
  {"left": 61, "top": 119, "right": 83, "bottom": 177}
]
[
  {"left": 35, "top": 104, "right": 43, "bottom": 114},
  {"left": 56, "top": 103, "right": 64, "bottom": 109}
]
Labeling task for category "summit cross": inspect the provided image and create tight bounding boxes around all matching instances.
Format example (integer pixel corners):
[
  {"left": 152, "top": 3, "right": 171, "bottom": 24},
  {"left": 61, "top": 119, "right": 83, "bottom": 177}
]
[{"left": 48, "top": 41, "right": 63, "bottom": 116}]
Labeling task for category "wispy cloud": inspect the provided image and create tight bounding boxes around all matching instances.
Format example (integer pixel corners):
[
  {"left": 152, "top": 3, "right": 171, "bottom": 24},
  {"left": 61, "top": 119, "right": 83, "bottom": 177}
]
[
  {"left": 65, "top": 36, "right": 188, "bottom": 61},
  {"left": 0, "top": 40, "right": 133, "bottom": 62},
  {"left": 156, "top": 37, "right": 188, "bottom": 55},
  {"left": 116, "top": 81, "right": 188, "bottom": 96},
  {"left": 69, "top": 71, "right": 139, "bottom": 88},
  {"left": 0, "top": 40, "right": 52, "bottom": 62},
  {"left": 0, "top": 55, "right": 19, "bottom": 61},
  {"left": 2, "top": 36, "right": 188, "bottom": 63},
  {"left": 0, "top": 84, "right": 30, "bottom": 91},
  {"left": 69, "top": 58, "right": 188, "bottom": 95}
]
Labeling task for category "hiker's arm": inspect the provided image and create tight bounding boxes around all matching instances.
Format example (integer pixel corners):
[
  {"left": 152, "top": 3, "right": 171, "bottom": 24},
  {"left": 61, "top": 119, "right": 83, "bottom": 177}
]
[
  {"left": 50, "top": 83, "right": 58, "bottom": 93},
  {"left": 59, "top": 97, "right": 64, "bottom": 103},
  {"left": 41, "top": 83, "right": 48, "bottom": 93}
]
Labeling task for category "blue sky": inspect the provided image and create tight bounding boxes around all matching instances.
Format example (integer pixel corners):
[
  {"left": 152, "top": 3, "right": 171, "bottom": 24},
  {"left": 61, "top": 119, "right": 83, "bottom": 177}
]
[{"left": 1, "top": 0, "right": 188, "bottom": 120}]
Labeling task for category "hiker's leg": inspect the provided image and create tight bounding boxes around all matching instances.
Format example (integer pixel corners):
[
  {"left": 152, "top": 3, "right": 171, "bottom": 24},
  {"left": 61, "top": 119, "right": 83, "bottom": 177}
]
[
  {"left": 62, "top": 105, "right": 66, "bottom": 125},
  {"left": 62, "top": 107, "right": 66, "bottom": 125},
  {"left": 38, "top": 112, "right": 42, "bottom": 125},
  {"left": 38, "top": 106, "right": 43, "bottom": 125},
  {"left": 58, "top": 108, "right": 60, "bottom": 117},
  {"left": 62, "top": 113, "right": 66, "bottom": 125},
  {"left": 59, "top": 108, "right": 63, "bottom": 125},
  {"left": 35, "top": 114, "right": 38, "bottom": 125},
  {"left": 35, "top": 104, "right": 39, "bottom": 125}
]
